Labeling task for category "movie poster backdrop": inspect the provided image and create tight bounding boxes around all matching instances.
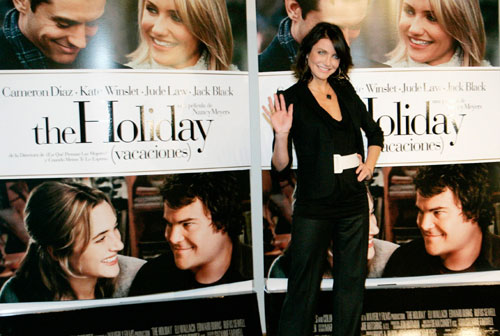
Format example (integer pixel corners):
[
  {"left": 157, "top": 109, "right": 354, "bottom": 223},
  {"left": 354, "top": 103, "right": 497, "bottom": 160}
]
[
  {"left": 258, "top": 0, "right": 500, "bottom": 322},
  {"left": 0, "top": 0, "right": 254, "bottom": 318},
  {"left": 1, "top": 0, "right": 500, "bottom": 333}
]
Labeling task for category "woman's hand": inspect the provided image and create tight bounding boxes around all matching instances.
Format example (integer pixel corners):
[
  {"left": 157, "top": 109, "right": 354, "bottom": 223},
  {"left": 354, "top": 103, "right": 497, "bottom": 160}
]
[
  {"left": 355, "top": 154, "right": 373, "bottom": 182},
  {"left": 263, "top": 93, "right": 293, "bottom": 134}
]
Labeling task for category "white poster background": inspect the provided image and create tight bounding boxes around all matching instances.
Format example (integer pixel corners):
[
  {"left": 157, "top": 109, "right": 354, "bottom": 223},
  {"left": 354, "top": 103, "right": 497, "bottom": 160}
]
[
  {"left": 260, "top": 68, "right": 500, "bottom": 168},
  {"left": 0, "top": 70, "right": 250, "bottom": 178}
]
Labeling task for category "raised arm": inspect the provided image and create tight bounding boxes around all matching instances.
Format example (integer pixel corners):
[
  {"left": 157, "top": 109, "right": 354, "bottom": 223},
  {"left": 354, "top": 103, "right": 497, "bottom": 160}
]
[{"left": 263, "top": 93, "right": 293, "bottom": 171}]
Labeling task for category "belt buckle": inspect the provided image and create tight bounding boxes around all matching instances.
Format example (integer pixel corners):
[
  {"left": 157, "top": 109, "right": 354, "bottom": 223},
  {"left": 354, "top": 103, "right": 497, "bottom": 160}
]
[{"left": 333, "top": 154, "right": 343, "bottom": 174}]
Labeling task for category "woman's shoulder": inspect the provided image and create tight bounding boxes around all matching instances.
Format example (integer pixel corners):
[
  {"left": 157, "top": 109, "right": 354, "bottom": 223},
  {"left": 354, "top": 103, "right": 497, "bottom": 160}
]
[
  {"left": 125, "top": 60, "right": 152, "bottom": 69},
  {"left": 279, "top": 81, "right": 305, "bottom": 98},
  {"left": 329, "top": 76, "right": 354, "bottom": 89},
  {"left": 113, "top": 255, "right": 147, "bottom": 298},
  {"left": 0, "top": 277, "right": 20, "bottom": 303}
]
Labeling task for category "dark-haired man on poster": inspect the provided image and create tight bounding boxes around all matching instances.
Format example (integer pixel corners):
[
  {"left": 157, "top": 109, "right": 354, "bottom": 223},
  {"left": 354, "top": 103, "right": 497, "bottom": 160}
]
[
  {"left": 129, "top": 173, "right": 252, "bottom": 296},
  {"left": 0, "top": 0, "right": 125, "bottom": 69},
  {"left": 383, "top": 164, "right": 500, "bottom": 277},
  {"left": 259, "top": 0, "right": 385, "bottom": 71}
]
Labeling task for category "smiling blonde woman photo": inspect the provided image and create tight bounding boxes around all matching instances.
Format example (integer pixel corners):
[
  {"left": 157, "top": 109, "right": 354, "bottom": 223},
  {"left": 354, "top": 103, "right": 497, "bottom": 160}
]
[
  {"left": 386, "top": 0, "right": 489, "bottom": 67},
  {"left": 127, "top": 0, "right": 236, "bottom": 70}
]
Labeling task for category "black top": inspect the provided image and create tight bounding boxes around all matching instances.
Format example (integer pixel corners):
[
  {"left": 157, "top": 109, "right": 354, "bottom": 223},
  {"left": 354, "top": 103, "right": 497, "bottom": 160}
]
[
  {"left": 272, "top": 77, "right": 384, "bottom": 210},
  {"left": 129, "top": 242, "right": 253, "bottom": 296},
  {"left": 382, "top": 232, "right": 500, "bottom": 277},
  {"left": 294, "top": 91, "right": 366, "bottom": 219}
]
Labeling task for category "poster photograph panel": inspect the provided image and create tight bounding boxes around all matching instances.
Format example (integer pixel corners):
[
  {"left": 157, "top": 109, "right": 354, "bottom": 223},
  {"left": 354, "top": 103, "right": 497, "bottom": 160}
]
[
  {"left": 0, "top": 0, "right": 248, "bottom": 71},
  {"left": 256, "top": 0, "right": 499, "bottom": 72},
  {"left": 263, "top": 162, "right": 500, "bottom": 282},
  {"left": 0, "top": 170, "right": 252, "bottom": 303}
]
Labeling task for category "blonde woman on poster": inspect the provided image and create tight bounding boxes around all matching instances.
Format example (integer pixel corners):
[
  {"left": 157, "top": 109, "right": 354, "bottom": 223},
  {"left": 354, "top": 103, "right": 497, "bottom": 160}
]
[
  {"left": 386, "top": 0, "right": 489, "bottom": 67},
  {"left": 0, "top": 182, "right": 144, "bottom": 302},
  {"left": 127, "top": 0, "right": 236, "bottom": 70}
]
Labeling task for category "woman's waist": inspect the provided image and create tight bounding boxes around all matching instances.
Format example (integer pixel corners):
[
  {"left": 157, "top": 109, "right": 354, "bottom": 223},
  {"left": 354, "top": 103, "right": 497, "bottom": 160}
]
[{"left": 295, "top": 152, "right": 360, "bottom": 176}]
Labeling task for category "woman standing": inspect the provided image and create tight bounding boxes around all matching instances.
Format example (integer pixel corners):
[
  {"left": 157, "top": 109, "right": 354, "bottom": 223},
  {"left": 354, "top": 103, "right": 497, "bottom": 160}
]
[
  {"left": 0, "top": 182, "right": 126, "bottom": 302},
  {"left": 264, "top": 22, "right": 383, "bottom": 336}
]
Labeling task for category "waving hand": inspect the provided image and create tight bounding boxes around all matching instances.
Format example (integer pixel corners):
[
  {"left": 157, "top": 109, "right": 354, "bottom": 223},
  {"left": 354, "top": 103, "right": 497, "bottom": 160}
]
[{"left": 263, "top": 93, "right": 293, "bottom": 134}]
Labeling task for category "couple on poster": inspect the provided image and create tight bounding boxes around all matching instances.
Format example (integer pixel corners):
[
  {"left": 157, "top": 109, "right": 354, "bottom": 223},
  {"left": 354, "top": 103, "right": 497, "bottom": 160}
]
[
  {"left": 0, "top": 172, "right": 252, "bottom": 302},
  {"left": 0, "top": 0, "right": 237, "bottom": 70}
]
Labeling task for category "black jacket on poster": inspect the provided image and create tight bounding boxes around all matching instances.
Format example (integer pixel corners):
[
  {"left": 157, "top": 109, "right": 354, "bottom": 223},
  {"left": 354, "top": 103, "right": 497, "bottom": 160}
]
[
  {"left": 0, "top": 28, "right": 23, "bottom": 70},
  {"left": 0, "top": 21, "right": 128, "bottom": 70},
  {"left": 258, "top": 34, "right": 296, "bottom": 72},
  {"left": 272, "top": 77, "right": 384, "bottom": 201},
  {"left": 128, "top": 242, "right": 253, "bottom": 296},
  {"left": 382, "top": 231, "right": 500, "bottom": 277}
]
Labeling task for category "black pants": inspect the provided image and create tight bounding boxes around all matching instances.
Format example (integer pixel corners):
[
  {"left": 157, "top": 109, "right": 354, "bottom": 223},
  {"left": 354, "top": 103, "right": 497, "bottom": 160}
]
[{"left": 277, "top": 211, "right": 369, "bottom": 336}]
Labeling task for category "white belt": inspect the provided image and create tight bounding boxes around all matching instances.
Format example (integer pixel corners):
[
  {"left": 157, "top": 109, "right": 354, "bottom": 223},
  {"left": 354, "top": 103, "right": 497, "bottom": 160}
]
[{"left": 333, "top": 153, "right": 359, "bottom": 174}]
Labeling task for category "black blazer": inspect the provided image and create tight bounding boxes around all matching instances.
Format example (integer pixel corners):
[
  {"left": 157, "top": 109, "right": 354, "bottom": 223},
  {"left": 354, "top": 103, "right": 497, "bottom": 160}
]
[{"left": 272, "top": 77, "right": 384, "bottom": 200}]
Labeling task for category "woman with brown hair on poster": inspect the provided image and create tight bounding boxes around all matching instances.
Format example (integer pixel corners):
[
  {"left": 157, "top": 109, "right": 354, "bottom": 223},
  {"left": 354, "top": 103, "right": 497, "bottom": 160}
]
[
  {"left": 0, "top": 181, "right": 140, "bottom": 302},
  {"left": 127, "top": 0, "right": 236, "bottom": 70},
  {"left": 386, "top": 0, "right": 489, "bottom": 67},
  {"left": 263, "top": 22, "right": 383, "bottom": 336}
]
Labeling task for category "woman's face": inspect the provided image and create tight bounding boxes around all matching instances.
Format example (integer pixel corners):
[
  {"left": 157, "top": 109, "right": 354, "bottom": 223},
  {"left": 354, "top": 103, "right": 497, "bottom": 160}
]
[
  {"left": 398, "top": 0, "right": 455, "bottom": 65},
  {"left": 307, "top": 38, "right": 340, "bottom": 81},
  {"left": 69, "top": 202, "right": 124, "bottom": 280},
  {"left": 141, "top": 0, "right": 201, "bottom": 68},
  {"left": 367, "top": 195, "right": 379, "bottom": 261}
]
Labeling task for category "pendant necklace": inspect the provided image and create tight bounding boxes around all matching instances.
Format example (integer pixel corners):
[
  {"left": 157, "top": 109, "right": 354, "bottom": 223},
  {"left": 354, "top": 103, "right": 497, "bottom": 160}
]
[
  {"left": 309, "top": 82, "right": 333, "bottom": 100},
  {"left": 310, "top": 86, "right": 333, "bottom": 100}
]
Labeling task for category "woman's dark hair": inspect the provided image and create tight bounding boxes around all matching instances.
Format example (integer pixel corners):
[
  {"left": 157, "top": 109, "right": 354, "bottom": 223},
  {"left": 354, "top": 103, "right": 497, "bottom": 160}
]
[
  {"left": 293, "top": 22, "right": 353, "bottom": 83},
  {"left": 12, "top": 182, "right": 115, "bottom": 301}
]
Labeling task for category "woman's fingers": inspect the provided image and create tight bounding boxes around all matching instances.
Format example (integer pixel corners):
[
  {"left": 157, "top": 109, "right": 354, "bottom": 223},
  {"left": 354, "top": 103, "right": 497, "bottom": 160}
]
[
  {"left": 268, "top": 96, "right": 275, "bottom": 113},
  {"left": 279, "top": 94, "right": 286, "bottom": 113},
  {"left": 262, "top": 105, "right": 271, "bottom": 118},
  {"left": 356, "top": 163, "right": 372, "bottom": 181}
]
